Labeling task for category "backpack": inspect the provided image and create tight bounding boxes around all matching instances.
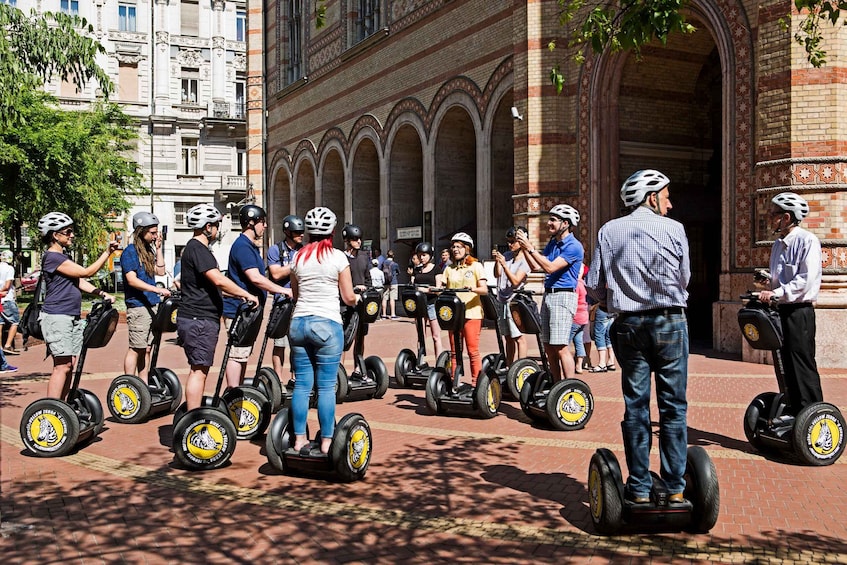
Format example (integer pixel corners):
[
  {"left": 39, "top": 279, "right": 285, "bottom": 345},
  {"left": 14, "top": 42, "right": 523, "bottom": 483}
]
[
  {"left": 20, "top": 260, "right": 46, "bottom": 345},
  {"left": 382, "top": 259, "right": 394, "bottom": 282}
]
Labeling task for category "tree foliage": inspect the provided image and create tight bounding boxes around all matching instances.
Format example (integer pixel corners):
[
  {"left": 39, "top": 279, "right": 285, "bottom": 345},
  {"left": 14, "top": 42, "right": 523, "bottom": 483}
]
[
  {"left": 0, "top": 91, "right": 144, "bottom": 259},
  {"left": 0, "top": 4, "right": 112, "bottom": 129},
  {"left": 550, "top": 0, "right": 844, "bottom": 93}
]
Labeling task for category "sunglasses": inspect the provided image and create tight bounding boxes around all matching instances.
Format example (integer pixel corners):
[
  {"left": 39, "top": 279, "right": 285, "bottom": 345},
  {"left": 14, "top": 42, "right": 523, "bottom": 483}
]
[
  {"left": 57, "top": 228, "right": 75, "bottom": 236},
  {"left": 348, "top": 237, "right": 362, "bottom": 241},
  {"left": 209, "top": 221, "right": 220, "bottom": 228},
  {"left": 506, "top": 239, "right": 518, "bottom": 245}
]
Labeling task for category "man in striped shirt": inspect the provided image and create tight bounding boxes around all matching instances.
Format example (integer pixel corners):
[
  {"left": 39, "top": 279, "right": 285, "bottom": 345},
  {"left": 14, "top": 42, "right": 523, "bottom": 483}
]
[{"left": 586, "top": 169, "right": 691, "bottom": 505}]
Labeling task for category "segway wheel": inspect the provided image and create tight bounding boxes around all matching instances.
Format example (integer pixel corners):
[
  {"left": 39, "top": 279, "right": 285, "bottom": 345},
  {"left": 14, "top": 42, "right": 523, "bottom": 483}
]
[
  {"left": 506, "top": 358, "right": 541, "bottom": 400},
  {"left": 519, "top": 372, "right": 548, "bottom": 423},
  {"left": 481, "top": 353, "right": 499, "bottom": 379},
  {"left": 365, "top": 356, "right": 390, "bottom": 399},
  {"left": 173, "top": 396, "right": 219, "bottom": 426},
  {"left": 222, "top": 387, "right": 271, "bottom": 440},
  {"left": 20, "top": 399, "right": 81, "bottom": 458},
  {"left": 683, "top": 446, "right": 720, "bottom": 533},
  {"left": 587, "top": 449, "right": 624, "bottom": 535},
  {"left": 743, "top": 392, "right": 778, "bottom": 452},
  {"left": 473, "top": 373, "right": 501, "bottom": 419},
  {"left": 394, "top": 348, "right": 416, "bottom": 387},
  {"left": 331, "top": 413, "right": 373, "bottom": 482},
  {"left": 546, "top": 379, "right": 594, "bottom": 431},
  {"left": 256, "top": 366, "right": 284, "bottom": 413},
  {"left": 792, "top": 402, "right": 846, "bottom": 466},
  {"left": 265, "top": 408, "right": 296, "bottom": 472},
  {"left": 425, "top": 368, "right": 449, "bottom": 414},
  {"left": 107, "top": 374, "right": 152, "bottom": 424},
  {"left": 72, "top": 388, "right": 105, "bottom": 437},
  {"left": 154, "top": 368, "right": 183, "bottom": 413},
  {"left": 436, "top": 351, "right": 451, "bottom": 371},
  {"left": 336, "top": 364, "right": 349, "bottom": 404},
  {"left": 172, "top": 407, "right": 237, "bottom": 470}
]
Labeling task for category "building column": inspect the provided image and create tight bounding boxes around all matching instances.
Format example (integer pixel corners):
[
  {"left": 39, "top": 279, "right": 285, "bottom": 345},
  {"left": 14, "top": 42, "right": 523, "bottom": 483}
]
[
  {"left": 211, "top": 0, "right": 226, "bottom": 104},
  {"left": 153, "top": 0, "right": 171, "bottom": 112}
]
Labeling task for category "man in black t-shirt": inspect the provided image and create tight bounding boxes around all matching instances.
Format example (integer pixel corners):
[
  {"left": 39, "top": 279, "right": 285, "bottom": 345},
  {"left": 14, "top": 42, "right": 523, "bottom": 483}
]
[{"left": 177, "top": 204, "right": 257, "bottom": 410}]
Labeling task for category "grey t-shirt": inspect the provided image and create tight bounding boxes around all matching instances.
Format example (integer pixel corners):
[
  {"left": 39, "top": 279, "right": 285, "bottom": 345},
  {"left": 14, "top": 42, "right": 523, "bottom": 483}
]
[{"left": 496, "top": 252, "right": 530, "bottom": 302}]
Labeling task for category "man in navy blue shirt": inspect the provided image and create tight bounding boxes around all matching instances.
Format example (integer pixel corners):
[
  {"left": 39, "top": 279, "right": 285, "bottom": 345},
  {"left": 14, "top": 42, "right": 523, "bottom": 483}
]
[
  {"left": 223, "top": 205, "right": 288, "bottom": 388},
  {"left": 517, "top": 204, "right": 584, "bottom": 380},
  {"left": 586, "top": 169, "right": 690, "bottom": 505}
]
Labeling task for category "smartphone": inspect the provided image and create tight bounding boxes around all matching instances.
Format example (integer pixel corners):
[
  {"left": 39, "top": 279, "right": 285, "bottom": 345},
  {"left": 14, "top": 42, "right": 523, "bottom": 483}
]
[{"left": 162, "top": 225, "right": 168, "bottom": 241}]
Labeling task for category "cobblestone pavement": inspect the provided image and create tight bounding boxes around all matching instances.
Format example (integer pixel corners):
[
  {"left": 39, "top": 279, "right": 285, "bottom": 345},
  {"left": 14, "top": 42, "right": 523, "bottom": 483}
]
[{"left": 2, "top": 316, "right": 847, "bottom": 564}]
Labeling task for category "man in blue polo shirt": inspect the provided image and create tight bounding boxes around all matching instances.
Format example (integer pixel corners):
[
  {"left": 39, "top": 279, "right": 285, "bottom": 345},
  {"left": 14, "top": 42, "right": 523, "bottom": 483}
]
[
  {"left": 517, "top": 204, "right": 584, "bottom": 380},
  {"left": 223, "top": 205, "right": 288, "bottom": 389}
]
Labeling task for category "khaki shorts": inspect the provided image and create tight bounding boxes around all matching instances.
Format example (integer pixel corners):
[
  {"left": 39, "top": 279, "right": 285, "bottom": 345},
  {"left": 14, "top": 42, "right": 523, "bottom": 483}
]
[
  {"left": 224, "top": 317, "right": 253, "bottom": 362},
  {"left": 385, "top": 284, "right": 399, "bottom": 301},
  {"left": 40, "top": 313, "right": 84, "bottom": 358},
  {"left": 126, "top": 305, "right": 157, "bottom": 349},
  {"left": 273, "top": 335, "right": 290, "bottom": 348}
]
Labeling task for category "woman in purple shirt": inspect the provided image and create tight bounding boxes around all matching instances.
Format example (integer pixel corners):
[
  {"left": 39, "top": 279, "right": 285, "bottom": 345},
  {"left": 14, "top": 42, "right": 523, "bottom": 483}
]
[{"left": 37, "top": 212, "right": 119, "bottom": 400}]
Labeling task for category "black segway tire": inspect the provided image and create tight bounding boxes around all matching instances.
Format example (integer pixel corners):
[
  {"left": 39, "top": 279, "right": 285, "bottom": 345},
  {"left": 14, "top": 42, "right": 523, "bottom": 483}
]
[
  {"left": 792, "top": 402, "right": 846, "bottom": 466},
  {"left": 173, "top": 396, "right": 220, "bottom": 426},
  {"left": 506, "top": 358, "right": 541, "bottom": 400},
  {"left": 172, "top": 407, "right": 237, "bottom": 470},
  {"left": 481, "top": 353, "right": 498, "bottom": 379},
  {"left": 519, "top": 372, "right": 547, "bottom": 423},
  {"left": 365, "top": 356, "right": 390, "bottom": 398},
  {"left": 20, "top": 399, "right": 81, "bottom": 457},
  {"left": 743, "top": 392, "right": 778, "bottom": 452},
  {"left": 474, "top": 373, "right": 501, "bottom": 419},
  {"left": 336, "top": 364, "right": 349, "bottom": 404},
  {"left": 587, "top": 449, "right": 624, "bottom": 535},
  {"left": 72, "top": 388, "right": 105, "bottom": 437},
  {"left": 155, "top": 368, "right": 183, "bottom": 413},
  {"left": 425, "top": 368, "right": 449, "bottom": 414},
  {"left": 332, "top": 413, "right": 373, "bottom": 482},
  {"left": 393, "top": 348, "right": 416, "bottom": 387},
  {"left": 436, "top": 351, "right": 451, "bottom": 370},
  {"left": 265, "top": 408, "right": 295, "bottom": 472},
  {"left": 107, "top": 374, "right": 152, "bottom": 424},
  {"left": 546, "top": 379, "right": 594, "bottom": 431},
  {"left": 222, "top": 387, "right": 271, "bottom": 440},
  {"left": 258, "top": 367, "right": 284, "bottom": 413},
  {"left": 684, "top": 446, "right": 720, "bottom": 533}
]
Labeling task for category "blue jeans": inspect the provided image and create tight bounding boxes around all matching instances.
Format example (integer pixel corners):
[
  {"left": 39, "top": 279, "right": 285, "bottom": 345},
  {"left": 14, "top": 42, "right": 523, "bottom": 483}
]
[
  {"left": 288, "top": 316, "right": 343, "bottom": 439},
  {"left": 611, "top": 310, "right": 689, "bottom": 498},
  {"left": 592, "top": 308, "right": 615, "bottom": 350},
  {"left": 569, "top": 322, "right": 586, "bottom": 357}
]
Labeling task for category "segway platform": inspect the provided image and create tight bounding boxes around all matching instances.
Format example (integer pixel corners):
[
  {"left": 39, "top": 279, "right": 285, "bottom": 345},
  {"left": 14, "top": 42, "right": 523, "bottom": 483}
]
[
  {"left": 337, "top": 288, "right": 389, "bottom": 403},
  {"left": 394, "top": 286, "right": 450, "bottom": 388}
]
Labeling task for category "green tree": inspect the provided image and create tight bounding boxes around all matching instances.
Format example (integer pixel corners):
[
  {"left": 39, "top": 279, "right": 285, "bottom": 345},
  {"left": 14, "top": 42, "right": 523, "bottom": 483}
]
[
  {"left": 0, "top": 4, "right": 112, "bottom": 128},
  {"left": 550, "top": 0, "right": 843, "bottom": 92},
  {"left": 0, "top": 91, "right": 144, "bottom": 261}
]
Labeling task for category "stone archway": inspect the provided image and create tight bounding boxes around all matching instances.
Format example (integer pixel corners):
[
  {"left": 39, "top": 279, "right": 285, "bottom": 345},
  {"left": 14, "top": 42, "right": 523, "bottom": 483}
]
[
  {"left": 433, "top": 105, "right": 478, "bottom": 251},
  {"left": 387, "top": 122, "right": 425, "bottom": 270}
]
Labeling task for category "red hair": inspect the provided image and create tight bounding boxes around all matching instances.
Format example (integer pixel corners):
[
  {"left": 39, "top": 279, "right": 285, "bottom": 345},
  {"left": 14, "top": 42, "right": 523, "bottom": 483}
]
[{"left": 295, "top": 235, "right": 334, "bottom": 265}]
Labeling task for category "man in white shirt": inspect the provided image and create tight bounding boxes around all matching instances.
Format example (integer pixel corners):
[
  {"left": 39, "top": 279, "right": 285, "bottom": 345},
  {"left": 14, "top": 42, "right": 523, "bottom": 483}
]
[
  {"left": 757, "top": 192, "right": 823, "bottom": 424},
  {"left": 0, "top": 250, "right": 20, "bottom": 354}
]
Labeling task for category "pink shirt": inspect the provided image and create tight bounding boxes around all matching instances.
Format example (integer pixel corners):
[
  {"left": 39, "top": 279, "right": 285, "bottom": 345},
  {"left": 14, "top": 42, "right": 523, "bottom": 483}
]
[{"left": 574, "top": 279, "right": 589, "bottom": 325}]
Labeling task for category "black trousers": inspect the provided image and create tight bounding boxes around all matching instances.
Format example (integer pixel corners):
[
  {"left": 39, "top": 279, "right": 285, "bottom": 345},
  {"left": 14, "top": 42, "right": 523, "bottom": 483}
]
[{"left": 778, "top": 303, "right": 823, "bottom": 413}]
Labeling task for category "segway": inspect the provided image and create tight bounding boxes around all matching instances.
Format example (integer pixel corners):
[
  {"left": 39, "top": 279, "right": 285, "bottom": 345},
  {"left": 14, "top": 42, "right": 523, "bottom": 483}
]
[
  {"left": 479, "top": 290, "right": 540, "bottom": 400},
  {"left": 242, "top": 295, "right": 291, "bottom": 412},
  {"left": 264, "top": 407, "right": 373, "bottom": 482},
  {"left": 511, "top": 291, "right": 594, "bottom": 431},
  {"left": 20, "top": 300, "right": 118, "bottom": 457},
  {"left": 424, "top": 289, "right": 501, "bottom": 418},
  {"left": 106, "top": 293, "right": 183, "bottom": 423},
  {"left": 336, "top": 287, "right": 389, "bottom": 402},
  {"left": 587, "top": 446, "right": 720, "bottom": 534},
  {"left": 172, "top": 301, "right": 268, "bottom": 470},
  {"left": 394, "top": 285, "right": 450, "bottom": 388},
  {"left": 739, "top": 292, "right": 845, "bottom": 465}
]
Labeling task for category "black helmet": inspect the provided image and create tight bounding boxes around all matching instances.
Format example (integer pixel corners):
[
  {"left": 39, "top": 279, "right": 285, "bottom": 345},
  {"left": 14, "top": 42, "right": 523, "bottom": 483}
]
[
  {"left": 342, "top": 224, "right": 363, "bottom": 240},
  {"left": 239, "top": 205, "right": 266, "bottom": 228},
  {"left": 282, "top": 214, "right": 305, "bottom": 233},
  {"left": 505, "top": 226, "right": 527, "bottom": 239},
  {"left": 415, "top": 242, "right": 434, "bottom": 255}
]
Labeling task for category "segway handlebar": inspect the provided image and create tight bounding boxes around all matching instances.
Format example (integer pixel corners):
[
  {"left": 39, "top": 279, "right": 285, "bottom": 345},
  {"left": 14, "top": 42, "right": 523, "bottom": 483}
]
[{"left": 740, "top": 291, "right": 778, "bottom": 306}]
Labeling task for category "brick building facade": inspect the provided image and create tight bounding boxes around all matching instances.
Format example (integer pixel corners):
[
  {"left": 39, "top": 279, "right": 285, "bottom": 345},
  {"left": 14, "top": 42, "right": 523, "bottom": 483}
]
[{"left": 252, "top": 0, "right": 847, "bottom": 366}]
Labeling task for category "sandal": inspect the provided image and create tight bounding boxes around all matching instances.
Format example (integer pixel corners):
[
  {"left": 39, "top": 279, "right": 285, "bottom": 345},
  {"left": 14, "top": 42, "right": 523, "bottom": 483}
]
[
  {"left": 589, "top": 366, "right": 608, "bottom": 373},
  {"left": 606, "top": 364, "right": 617, "bottom": 371}
]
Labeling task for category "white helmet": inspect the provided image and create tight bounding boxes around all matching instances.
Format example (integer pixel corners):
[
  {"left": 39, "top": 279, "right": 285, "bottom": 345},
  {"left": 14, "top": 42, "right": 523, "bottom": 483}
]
[
  {"left": 550, "top": 204, "right": 580, "bottom": 227},
  {"left": 621, "top": 169, "right": 670, "bottom": 208},
  {"left": 186, "top": 203, "right": 222, "bottom": 229},
  {"left": 304, "top": 206, "right": 337, "bottom": 235},
  {"left": 38, "top": 212, "right": 74, "bottom": 236},
  {"left": 451, "top": 232, "right": 474, "bottom": 248},
  {"left": 0, "top": 250, "right": 12, "bottom": 263},
  {"left": 132, "top": 211, "right": 160, "bottom": 229},
  {"left": 772, "top": 192, "right": 809, "bottom": 222}
]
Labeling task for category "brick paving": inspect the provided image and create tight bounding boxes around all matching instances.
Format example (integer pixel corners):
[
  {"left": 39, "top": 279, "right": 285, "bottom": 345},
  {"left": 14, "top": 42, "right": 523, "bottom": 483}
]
[{"left": 3, "top": 317, "right": 847, "bottom": 563}]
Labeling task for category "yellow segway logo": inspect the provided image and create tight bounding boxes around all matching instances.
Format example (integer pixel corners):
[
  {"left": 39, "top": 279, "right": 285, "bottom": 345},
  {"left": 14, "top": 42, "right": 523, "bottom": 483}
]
[
  {"left": 404, "top": 298, "right": 416, "bottom": 312},
  {"left": 743, "top": 323, "right": 760, "bottom": 342},
  {"left": 184, "top": 421, "right": 228, "bottom": 463},
  {"left": 807, "top": 414, "right": 844, "bottom": 460},
  {"left": 112, "top": 385, "right": 141, "bottom": 417},
  {"left": 228, "top": 398, "right": 261, "bottom": 433},
  {"left": 170, "top": 309, "right": 178, "bottom": 324},
  {"left": 557, "top": 389, "right": 590, "bottom": 426},
  {"left": 438, "top": 306, "right": 454, "bottom": 322},
  {"left": 25, "top": 410, "right": 68, "bottom": 451},
  {"left": 366, "top": 301, "right": 380, "bottom": 317},
  {"left": 348, "top": 425, "right": 371, "bottom": 470}
]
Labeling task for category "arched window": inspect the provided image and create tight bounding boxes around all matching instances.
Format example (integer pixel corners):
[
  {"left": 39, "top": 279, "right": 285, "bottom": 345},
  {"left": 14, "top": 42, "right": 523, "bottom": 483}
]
[
  {"left": 355, "top": 0, "right": 380, "bottom": 43},
  {"left": 286, "top": 0, "right": 303, "bottom": 84}
]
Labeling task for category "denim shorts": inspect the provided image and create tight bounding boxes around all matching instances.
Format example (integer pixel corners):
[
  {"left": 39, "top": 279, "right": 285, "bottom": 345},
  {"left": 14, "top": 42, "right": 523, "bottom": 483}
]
[
  {"left": 40, "top": 313, "right": 84, "bottom": 357},
  {"left": 2, "top": 300, "right": 20, "bottom": 324},
  {"left": 494, "top": 299, "right": 522, "bottom": 338},
  {"left": 177, "top": 317, "right": 220, "bottom": 367}
]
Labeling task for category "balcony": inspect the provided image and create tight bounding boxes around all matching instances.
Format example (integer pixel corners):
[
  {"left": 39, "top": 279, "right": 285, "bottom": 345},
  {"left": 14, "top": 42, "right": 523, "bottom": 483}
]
[
  {"left": 216, "top": 175, "right": 249, "bottom": 205},
  {"left": 201, "top": 101, "right": 246, "bottom": 137},
  {"left": 212, "top": 101, "right": 246, "bottom": 120}
]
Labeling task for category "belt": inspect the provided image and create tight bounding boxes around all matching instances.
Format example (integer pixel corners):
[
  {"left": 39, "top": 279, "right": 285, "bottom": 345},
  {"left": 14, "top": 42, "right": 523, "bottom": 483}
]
[
  {"left": 620, "top": 307, "right": 685, "bottom": 318},
  {"left": 544, "top": 287, "right": 575, "bottom": 294},
  {"left": 778, "top": 302, "right": 813, "bottom": 311}
]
